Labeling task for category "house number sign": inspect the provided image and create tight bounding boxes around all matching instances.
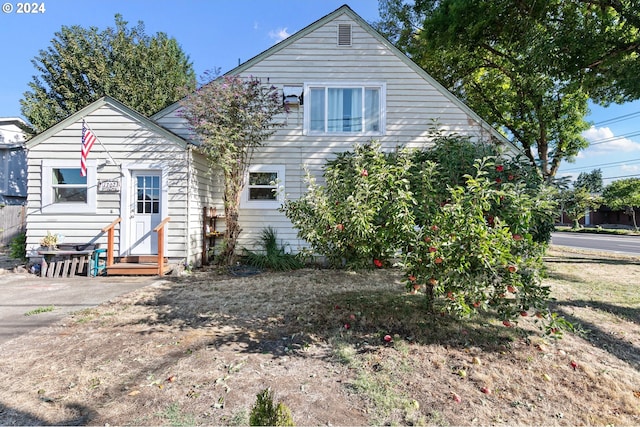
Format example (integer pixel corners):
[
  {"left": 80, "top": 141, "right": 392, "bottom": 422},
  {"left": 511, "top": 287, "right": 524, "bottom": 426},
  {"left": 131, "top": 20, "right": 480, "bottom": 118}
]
[{"left": 98, "top": 179, "right": 121, "bottom": 193}]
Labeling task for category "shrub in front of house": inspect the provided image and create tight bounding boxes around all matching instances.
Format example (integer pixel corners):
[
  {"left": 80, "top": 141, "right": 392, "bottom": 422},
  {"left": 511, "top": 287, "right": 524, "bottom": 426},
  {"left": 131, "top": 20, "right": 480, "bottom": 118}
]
[
  {"left": 282, "top": 141, "right": 417, "bottom": 269},
  {"left": 282, "top": 136, "right": 560, "bottom": 331}
]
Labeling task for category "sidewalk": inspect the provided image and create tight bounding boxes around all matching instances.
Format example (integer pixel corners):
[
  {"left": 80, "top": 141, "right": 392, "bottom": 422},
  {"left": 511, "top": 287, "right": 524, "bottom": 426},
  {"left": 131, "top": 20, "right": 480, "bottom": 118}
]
[{"left": 0, "top": 271, "right": 160, "bottom": 345}]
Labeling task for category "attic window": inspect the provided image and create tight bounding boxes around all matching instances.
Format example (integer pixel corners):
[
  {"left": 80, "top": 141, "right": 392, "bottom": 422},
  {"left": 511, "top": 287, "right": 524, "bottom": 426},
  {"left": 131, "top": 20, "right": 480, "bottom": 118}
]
[{"left": 337, "top": 24, "right": 352, "bottom": 46}]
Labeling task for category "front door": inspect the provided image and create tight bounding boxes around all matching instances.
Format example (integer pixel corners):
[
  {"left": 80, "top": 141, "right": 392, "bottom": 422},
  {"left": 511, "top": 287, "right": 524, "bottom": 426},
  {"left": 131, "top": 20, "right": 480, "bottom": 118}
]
[{"left": 130, "top": 172, "right": 161, "bottom": 255}]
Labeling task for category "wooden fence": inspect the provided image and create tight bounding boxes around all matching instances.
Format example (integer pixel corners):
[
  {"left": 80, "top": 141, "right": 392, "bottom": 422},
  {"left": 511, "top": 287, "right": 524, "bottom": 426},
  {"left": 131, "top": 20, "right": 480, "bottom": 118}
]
[{"left": 0, "top": 205, "right": 26, "bottom": 246}]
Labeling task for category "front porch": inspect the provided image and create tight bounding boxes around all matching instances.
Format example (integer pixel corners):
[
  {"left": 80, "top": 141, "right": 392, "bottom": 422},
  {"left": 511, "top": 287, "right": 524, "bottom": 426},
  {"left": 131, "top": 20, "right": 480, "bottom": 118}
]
[{"left": 100, "top": 217, "right": 172, "bottom": 276}]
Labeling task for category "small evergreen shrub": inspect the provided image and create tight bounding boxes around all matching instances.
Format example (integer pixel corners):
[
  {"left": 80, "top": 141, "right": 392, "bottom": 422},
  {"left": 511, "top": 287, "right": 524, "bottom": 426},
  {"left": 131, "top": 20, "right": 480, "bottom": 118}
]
[
  {"left": 249, "top": 388, "right": 294, "bottom": 426},
  {"left": 9, "top": 232, "right": 27, "bottom": 262}
]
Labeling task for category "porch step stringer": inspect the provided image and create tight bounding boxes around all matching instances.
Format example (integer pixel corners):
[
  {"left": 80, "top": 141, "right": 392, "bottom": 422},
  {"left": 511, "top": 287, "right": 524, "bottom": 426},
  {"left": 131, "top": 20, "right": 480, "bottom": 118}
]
[{"left": 106, "top": 255, "right": 172, "bottom": 276}]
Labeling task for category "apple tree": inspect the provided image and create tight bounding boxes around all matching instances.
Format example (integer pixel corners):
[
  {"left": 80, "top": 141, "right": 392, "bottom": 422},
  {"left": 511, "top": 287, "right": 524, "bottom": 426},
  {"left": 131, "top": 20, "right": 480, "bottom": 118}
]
[{"left": 282, "top": 135, "right": 561, "bottom": 331}]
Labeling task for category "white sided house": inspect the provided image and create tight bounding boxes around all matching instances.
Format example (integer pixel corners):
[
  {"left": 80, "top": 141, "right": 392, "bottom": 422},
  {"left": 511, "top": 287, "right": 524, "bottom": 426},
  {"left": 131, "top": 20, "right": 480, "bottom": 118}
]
[
  {"left": 25, "top": 97, "right": 218, "bottom": 275},
  {"left": 25, "top": 5, "right": 516, "bottom": 275},
  {"left": 154, "top": 5, "right": 517, "bottom": 254}
]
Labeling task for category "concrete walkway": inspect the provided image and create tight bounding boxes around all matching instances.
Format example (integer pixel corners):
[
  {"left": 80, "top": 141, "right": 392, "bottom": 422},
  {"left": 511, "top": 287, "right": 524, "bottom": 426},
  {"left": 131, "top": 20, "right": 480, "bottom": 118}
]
[{"left": 0, "top": 272, "right": 160, "bottom": 345}]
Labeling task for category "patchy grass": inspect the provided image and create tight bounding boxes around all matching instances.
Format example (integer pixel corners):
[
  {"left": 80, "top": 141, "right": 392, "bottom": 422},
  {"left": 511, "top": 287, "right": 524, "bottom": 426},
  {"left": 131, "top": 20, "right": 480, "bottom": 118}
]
[
  {"left": 23, "top": 306, "right": 55, "bottom": 316},
  {"left": 0, "top": 248, "right": 639, "bottom": 426},
  {"left": 156, "top": 402, "right": 197, "bottom": 427}
]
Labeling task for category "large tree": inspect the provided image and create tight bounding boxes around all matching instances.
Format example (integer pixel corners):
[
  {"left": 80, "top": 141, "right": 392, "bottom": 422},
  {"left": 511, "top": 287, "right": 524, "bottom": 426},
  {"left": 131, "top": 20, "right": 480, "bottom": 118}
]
[
  {"left": 21, "top": 14, "right": 196, "bottom": 133},
  {"left": 574, "top": 169, "right": 604, "bottom": 194},
  {"left": 375, "top": 0, "right": 640, "bottom": 182},
  {"left": 180, "top": 73, "right": 284, "bottom": 266},
  {"left": 602, "top": 178, "right": 640, "bottom": 230}
]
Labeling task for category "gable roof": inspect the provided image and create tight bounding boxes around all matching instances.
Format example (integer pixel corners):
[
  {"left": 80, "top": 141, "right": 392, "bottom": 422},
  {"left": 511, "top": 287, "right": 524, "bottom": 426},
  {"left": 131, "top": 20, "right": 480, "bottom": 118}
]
[
  {"left": 26, "top": 96, "right": 189, "bottom": 150},
  {"left": 153, "top": 5, "right": 517, "bottom": 151}
]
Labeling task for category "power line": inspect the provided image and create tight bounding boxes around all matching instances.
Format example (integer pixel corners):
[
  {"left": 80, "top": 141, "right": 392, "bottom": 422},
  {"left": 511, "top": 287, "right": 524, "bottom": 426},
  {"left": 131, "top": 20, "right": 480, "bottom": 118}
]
[
  {"left": 586, "top": 130, "right": 640, "bottom": 146},
  {"left": 562, "top": 157, "right": 640, "bottom": 172},
  {"left": 593, "top": 110, "right": 640, "bottom": 127}
]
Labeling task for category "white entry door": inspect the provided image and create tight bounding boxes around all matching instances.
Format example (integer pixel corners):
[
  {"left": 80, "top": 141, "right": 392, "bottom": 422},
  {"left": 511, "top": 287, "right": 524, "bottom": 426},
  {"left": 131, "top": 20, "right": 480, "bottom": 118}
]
[{"left": 130, "top": 172, "right": 161, "bottom": 255}]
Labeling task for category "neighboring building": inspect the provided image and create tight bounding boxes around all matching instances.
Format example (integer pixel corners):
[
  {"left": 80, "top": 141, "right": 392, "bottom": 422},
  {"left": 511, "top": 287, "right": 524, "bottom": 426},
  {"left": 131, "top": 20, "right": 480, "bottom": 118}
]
[
  {"left": 0, "top": 117, "right": 27, "bottom": 205},
  {"left": 591, "top": 206, "right": 639, "bottom": 229},
  {"left": 25, "top": 5, "right": 518, "bottom": 271}
]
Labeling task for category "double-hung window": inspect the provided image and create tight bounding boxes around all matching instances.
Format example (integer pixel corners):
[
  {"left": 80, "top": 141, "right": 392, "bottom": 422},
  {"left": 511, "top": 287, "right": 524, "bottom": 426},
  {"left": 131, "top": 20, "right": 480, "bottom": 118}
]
[
  {"left": 42, "top": 159, "right": 97, "bottom": 213},
  {"left": 305, "top": 83, "right": 385, "bottom": 135},
  {"left": 241, "top": 164, "right": 285, "bottom": 209}
]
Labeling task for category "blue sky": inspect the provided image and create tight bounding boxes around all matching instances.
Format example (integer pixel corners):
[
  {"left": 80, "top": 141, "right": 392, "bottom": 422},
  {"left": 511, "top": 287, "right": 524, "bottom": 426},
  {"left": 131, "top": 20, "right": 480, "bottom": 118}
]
[{"left": 1, "top": 0, "right": 639, "bottom": 185}]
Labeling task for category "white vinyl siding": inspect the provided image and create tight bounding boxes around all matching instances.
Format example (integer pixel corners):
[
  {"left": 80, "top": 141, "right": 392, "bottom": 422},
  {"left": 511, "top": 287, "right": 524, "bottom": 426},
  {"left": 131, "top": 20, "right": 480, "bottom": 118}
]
[
  {"left": 187, "top": 149, "right": 222, "bottom": 265},
  {"left": 153, "top": 9, "right": 513, "bottom": 253},
  {"left": 26, "top": 103, "right": 197, "bottom": 262}
]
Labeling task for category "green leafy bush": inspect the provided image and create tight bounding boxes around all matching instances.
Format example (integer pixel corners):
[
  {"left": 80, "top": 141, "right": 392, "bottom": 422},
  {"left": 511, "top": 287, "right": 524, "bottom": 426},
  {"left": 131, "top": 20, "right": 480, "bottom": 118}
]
[
  {"left": 249, "top": 388, "right": 294, "bottom": 426},
  {"left": 244, "top": 227, "right": 304, "bottom": 271},
  {"left": 282, "top": 142, "right": 417, "bottom": 268},
  {"left": 281, "top": 134, "right": 561, "bottom": 331}
]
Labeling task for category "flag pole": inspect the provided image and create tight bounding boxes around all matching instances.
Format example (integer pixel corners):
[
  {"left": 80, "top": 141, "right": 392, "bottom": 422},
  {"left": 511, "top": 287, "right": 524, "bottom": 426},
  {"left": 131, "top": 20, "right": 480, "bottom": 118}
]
[{"left": 82, "top": 118, "right": 119, "bottom": 167}]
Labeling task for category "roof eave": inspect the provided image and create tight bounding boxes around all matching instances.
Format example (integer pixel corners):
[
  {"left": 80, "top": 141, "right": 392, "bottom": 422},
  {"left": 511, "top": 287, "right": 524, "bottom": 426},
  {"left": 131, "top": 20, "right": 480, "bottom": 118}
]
[{"left": 26, "top": 96, "right": 190, "bottom": 149}]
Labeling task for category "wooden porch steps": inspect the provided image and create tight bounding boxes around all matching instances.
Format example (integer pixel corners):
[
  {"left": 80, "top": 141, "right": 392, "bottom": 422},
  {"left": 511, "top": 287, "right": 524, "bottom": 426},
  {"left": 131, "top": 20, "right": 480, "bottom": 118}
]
[
  {"left": 105, "top": 255, "right": 171, "bottom": 276},
  {"left": 101, "top": 216, "right": 172, "bottom": 277}
]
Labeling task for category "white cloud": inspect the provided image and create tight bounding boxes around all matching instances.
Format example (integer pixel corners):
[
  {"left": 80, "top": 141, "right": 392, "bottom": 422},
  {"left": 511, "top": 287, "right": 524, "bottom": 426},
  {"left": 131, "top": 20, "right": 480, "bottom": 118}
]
[
  {"left": 621, "top": 164, "right": 640, "bottom": 173},
  {"left": 582, "top": 126, "right": 640, "bottom": 153},
  {"left": 268, "top": 27, "right": 290, "bottom": 43}
]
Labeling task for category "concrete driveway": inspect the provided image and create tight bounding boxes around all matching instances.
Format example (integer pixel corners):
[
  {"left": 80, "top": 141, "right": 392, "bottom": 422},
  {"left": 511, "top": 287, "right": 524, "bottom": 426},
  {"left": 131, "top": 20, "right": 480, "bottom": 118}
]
[{"left": 0, "top": 272, "right": 160, "bottom": 345}]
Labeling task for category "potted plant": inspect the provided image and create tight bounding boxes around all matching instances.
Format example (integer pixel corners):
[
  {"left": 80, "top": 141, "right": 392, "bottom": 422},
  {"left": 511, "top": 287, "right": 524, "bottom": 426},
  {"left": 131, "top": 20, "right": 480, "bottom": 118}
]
[{"left": 40, "top": 231, "right": 58, "bottom": 250}]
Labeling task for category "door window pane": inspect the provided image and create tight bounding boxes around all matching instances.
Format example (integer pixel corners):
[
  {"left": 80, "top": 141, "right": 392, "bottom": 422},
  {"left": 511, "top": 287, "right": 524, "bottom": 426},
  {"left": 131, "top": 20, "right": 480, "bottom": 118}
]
[{"left": 136, "top": 174, "right": 161, "bottom": 214}]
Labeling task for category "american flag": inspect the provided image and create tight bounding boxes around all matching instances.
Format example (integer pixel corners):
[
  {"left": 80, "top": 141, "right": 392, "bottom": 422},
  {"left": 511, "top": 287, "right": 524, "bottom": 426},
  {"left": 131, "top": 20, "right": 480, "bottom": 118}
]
[{"left": 81, "top": 120, "right": 96, "bottom": 177}]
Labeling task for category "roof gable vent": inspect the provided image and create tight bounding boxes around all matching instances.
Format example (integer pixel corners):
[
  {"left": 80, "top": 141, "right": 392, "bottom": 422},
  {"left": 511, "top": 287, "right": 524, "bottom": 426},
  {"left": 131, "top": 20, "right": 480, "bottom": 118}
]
[{"left": 337, "top": 23, "right": 352, "bottom": 46}]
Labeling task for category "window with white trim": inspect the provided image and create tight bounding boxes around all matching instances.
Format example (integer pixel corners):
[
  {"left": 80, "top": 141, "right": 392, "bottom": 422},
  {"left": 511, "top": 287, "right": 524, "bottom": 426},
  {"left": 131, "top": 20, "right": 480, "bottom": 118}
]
[
  {"left": 305, "top": 83, "right": 385, "bottom": 135},
  {"left": 42, "top": 159, "right": 97, "bottom": 213},
  {"left": 241, "top": 165, "right": 285, "bottom": 209}
]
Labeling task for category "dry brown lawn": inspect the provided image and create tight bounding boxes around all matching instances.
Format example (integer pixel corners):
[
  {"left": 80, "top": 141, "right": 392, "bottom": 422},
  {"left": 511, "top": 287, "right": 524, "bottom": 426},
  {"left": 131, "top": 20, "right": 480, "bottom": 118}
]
[{"left": 0, "top": 246, "right": 639, "bottom": 426}]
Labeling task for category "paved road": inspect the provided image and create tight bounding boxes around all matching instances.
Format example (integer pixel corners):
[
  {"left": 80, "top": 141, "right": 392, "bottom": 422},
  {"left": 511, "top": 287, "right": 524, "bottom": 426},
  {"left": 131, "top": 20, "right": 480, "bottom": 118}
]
[
  {"left": 551, "top": 232, "right": 640, "bottom": 256},
  {"left": 0, "top": 273, "right": 160, "bottom": 346}
]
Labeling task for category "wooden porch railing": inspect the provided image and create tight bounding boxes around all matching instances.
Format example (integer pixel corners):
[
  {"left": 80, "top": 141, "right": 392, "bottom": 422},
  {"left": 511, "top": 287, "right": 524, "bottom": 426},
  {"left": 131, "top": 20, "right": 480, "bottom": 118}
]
[
  {"left": 153, "top": 216, "right": 171, "bottom": 275},
  {"left": 101, "top": 217, "right": 122, "bottom": 268}
]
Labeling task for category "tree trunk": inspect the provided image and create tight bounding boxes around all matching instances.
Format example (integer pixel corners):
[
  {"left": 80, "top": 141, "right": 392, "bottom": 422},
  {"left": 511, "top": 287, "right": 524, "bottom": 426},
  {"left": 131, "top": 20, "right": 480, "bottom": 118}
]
[
  {"left": 425, "top": 283, "right": 435, "bottom": 313},
  {"left": 218, "top": 176, "right": 243, "bottom": 266},
  {"left": 219, "top": 202, "right": 241, "bottom": 266}
]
